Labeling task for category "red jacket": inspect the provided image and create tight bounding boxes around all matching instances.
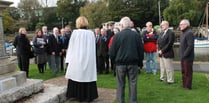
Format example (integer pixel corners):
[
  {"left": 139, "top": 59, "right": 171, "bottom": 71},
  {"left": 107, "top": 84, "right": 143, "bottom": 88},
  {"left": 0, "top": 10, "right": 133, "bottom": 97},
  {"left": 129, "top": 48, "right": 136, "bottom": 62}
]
[
  {"left": 143, "top": 41, "right": 157, "bottom": 52},
  {"left": 142, "top": 30, "right": 158, "bottom": 53}
]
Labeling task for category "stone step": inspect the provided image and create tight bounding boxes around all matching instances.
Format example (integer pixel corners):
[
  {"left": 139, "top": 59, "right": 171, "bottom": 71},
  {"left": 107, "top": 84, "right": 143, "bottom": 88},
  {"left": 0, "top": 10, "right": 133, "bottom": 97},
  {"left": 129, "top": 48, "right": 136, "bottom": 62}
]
[
  {"left": 18, "top": 84, "right": 67, "bottom": 103},
  {"left": 0, "top": 71, "right": 26, "bottom": 86},
  {"left": 0, "top": 79, "right": 44, "bottom": 103}
]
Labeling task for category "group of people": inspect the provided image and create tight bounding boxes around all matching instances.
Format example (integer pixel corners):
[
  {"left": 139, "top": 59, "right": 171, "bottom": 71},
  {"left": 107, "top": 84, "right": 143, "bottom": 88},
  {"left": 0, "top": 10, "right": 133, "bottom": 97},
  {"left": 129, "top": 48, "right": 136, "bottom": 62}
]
[
  {"left": 142, "top": 19, "right": 194, "bottom": 91},
  {"left": 13, "top": 25, "right": 72, "bottom": 76},
  {"left": 13, "top": 15, "right": 194, "bottom": 103}
]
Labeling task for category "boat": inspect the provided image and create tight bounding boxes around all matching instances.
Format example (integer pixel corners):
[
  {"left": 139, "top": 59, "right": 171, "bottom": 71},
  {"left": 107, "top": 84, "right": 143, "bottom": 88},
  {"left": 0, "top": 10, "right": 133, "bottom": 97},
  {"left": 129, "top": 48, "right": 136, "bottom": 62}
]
[
  {"left": 195, "top": 2, "right": 209, "bottom": 48},
  {"left": 194, "top": 39, "right": 209, "bottom": 47}
]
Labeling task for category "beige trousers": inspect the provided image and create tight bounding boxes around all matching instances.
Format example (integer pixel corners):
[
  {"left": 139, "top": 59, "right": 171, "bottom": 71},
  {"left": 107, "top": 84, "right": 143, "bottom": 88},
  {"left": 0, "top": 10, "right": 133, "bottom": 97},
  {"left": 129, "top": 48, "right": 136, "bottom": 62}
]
[{"left": 159, "top": 57, "right": 174, "bottom": 83}]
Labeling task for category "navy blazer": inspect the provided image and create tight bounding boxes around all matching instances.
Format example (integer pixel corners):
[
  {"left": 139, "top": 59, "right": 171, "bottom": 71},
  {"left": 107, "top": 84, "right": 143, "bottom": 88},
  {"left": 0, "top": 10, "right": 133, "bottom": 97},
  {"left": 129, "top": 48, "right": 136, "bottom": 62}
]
[
  {"left": 47, "top": 34, "right": 62, "bottom": 56},
  {"left": 157, "top": 29, "right": 175, "bottom": 58}
]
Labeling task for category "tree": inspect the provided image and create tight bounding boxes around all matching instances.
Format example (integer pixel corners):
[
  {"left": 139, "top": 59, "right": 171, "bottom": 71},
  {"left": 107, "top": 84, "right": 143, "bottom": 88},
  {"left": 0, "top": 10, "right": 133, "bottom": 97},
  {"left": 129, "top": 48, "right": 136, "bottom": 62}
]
[
  {"left": 6, "top": 7, "right": 21, "bottom": 20},
  {"left": 56, "top": 0, "right": 87, "bottom": 28},
  {"left": 163, "top": 0, "right": 209, "bottom": 26},
  {"left": 42, "top": 7, "right": 61, "bottom": 30},
  {"left": 2, "top": 9, "right": 15, "bottom": 33},
  {"left": 18, "top": 0, "right": 42, "bottom": 30},
  {"left": 80, "top": 0, "right": 110, "bottom": 28},
  {"left": 108, "top": 0, "right": 169, "bottom": 27}
]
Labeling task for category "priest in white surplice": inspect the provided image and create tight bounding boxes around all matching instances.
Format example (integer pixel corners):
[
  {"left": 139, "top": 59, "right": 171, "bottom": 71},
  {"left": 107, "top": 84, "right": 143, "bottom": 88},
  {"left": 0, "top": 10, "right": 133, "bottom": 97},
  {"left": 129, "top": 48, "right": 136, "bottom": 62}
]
[{"left": 65, "top": 16, "right": 98, "bottom": 102}]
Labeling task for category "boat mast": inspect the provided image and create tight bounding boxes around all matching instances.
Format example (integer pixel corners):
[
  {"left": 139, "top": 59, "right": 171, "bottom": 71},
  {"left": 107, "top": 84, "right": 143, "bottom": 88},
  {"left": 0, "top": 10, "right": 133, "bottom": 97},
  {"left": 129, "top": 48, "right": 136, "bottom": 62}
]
[{"left": 206, "top": 2, "right": 208, "bottom": 39}]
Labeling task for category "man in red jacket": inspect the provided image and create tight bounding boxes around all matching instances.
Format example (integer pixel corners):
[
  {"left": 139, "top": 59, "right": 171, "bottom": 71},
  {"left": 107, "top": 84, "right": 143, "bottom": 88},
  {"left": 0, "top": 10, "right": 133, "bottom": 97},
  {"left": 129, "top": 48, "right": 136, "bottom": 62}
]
[{"left": 142, "top": 21, "right": 158, "bottom": 75}]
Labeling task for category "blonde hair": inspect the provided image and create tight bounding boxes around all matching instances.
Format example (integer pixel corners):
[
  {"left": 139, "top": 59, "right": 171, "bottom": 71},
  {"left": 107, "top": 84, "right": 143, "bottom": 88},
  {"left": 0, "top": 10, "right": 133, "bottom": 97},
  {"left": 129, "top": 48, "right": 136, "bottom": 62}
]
[
  {"left": 18, "top": 27, "right": 26, "bottom": 34},
  {"left": 76, "top": 16, "right": 89, "bottom": 28}
]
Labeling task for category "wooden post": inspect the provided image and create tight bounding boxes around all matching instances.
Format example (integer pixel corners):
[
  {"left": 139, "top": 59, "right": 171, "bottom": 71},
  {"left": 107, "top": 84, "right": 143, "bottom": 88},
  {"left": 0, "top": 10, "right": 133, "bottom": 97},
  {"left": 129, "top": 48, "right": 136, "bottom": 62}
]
[{"left": 206, "top": 2, "right": 208, "bottom": 39}]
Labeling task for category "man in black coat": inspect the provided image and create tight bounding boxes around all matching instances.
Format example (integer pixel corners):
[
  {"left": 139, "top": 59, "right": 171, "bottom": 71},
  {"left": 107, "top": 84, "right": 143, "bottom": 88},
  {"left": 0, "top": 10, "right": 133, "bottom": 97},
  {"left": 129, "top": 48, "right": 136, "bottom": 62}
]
[
  {"left": 179, "top": 19, "right": 194, "bottom": 90},
  {"left": 109, "top": 17, "right": 144, "bottom": 103},
  {"left": 157, "top": 21, "right": 175, "bottom": 84},
  {"left": 97, "top": 28, "right": 109, "bottom": 74},
  {"left": 47, "top": 27, "right": 62, "bottom": 73}
]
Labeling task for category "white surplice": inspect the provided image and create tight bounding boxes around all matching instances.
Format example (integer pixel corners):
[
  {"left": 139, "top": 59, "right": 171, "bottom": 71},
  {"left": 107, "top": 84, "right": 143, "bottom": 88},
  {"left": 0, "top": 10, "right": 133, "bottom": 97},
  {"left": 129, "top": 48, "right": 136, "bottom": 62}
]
[{"left": 65, "top": 29, "right": 97, "bottom": 82}]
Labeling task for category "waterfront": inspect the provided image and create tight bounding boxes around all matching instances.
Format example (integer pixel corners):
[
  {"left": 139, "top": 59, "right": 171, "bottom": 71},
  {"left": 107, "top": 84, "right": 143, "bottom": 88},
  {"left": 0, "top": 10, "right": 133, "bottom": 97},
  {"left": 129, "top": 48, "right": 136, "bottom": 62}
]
[{"left": 173, "top": 44, "right": 209, "bottom": 62}]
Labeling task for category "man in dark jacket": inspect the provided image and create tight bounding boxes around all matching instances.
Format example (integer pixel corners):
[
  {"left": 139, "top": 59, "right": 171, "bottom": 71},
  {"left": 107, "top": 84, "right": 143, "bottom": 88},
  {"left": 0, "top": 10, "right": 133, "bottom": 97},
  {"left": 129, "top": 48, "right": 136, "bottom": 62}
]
[
  {"left": 158, "top": 21, "right": 175, "bottom": 84},
  {"left": 109, "top": 17, "right": 144, "bottom": 103},
  {"left": 179, "top": 19, "right": 194, "bottom": 90},
  {"left": 47, "top": 27, "right": 62, "bottom": 73}
]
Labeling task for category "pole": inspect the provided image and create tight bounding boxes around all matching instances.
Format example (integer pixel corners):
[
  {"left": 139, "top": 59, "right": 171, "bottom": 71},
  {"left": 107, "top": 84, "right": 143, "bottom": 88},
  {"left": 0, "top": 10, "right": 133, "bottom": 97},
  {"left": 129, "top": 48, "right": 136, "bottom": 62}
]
[
  {"left": 206, "top": 2, "right": 208, "bottom": 39},
  {"left": 158, "top": 0, "right": 161, "bottom": 26}
]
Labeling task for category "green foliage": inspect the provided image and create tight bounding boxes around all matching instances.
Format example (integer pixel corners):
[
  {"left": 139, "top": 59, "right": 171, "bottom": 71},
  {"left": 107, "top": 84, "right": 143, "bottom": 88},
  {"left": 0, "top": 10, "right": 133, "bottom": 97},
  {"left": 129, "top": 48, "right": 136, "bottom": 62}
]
[
  {"left": 80, "top": 0, "right": 110, "bottom": 28},
  {"left": 41, "top": 7, "right": 60, "bottom": 30},
  {"left": 163, "top": 0, "right": 209, "bottom": 26},
  {"left": 6, "top": 7, "right": 21, "bottom": 20},
  {"left": 2, "top": 9, "right": 15, "bottom": 33},
  {"left": 108, "top": 0, "right": 169, "bottom": 27},
  {"left": 18, "top": 0, "right": 42, "bottom": 30},
  {"left": 56, "top": 0, "right": 87, "bottom": 28}
]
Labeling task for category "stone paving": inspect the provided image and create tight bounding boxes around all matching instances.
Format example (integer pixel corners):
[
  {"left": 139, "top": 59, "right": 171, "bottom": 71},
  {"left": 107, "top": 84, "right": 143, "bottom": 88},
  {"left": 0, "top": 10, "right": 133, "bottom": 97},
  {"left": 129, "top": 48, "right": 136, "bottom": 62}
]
[{"left": 44, "top": 76, "right": 116, "bottom": 103}]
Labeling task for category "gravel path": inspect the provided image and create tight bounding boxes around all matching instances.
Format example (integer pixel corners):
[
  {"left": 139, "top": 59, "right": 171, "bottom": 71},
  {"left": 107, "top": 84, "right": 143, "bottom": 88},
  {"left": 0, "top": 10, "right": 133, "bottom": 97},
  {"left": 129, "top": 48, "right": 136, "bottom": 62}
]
[{"left": 44, "top": 76, "right": 116, "bottom": 103}]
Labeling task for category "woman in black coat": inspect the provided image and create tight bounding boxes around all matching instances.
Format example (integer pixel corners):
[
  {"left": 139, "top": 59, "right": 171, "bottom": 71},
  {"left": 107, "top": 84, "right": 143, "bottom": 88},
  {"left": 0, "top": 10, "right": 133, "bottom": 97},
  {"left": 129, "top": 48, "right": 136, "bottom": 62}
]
[{"left": 13, "top": 27, "right": 31, "bottom": 77}]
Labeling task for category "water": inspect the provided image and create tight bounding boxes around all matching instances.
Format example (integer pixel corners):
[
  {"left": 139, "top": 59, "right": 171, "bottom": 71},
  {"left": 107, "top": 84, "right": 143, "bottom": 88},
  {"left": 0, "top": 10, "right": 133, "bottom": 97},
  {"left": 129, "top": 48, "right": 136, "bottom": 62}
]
[{"left": 173, "top": 45, "right": 209, "bottom": 62}]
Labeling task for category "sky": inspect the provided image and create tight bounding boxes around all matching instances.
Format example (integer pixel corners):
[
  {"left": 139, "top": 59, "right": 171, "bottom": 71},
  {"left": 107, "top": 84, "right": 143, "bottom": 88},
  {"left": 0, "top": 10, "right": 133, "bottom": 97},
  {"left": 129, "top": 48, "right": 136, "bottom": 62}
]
[{"left": 4, "top": 0, "right": 58, "bottom": 7}]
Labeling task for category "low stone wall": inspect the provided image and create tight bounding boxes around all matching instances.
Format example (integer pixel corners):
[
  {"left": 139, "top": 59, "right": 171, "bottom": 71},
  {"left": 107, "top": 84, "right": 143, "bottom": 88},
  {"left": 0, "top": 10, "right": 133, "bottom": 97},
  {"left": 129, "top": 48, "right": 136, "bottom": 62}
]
[{"left": 0, "top": 79, "right": 44, "bottom": 103}]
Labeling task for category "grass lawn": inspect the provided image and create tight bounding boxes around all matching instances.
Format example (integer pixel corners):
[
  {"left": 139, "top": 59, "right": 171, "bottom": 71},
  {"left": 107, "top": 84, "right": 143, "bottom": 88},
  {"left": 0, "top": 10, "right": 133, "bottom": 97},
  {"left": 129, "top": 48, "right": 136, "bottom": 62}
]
[{"left": 27, "top": 64, "right": 209, "bottom": 103}]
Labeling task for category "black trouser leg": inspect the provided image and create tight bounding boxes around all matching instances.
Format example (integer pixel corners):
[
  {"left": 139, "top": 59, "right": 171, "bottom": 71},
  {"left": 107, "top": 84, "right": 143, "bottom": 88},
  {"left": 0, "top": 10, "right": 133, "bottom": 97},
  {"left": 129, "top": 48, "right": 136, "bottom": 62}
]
[
  {"left": 20, "top": 55, "right": 29, "bottom": 77},
  {"left": 38, "top": 64, "right": 42, "bottom": 73},
  {"left": 60, "top": 55, "right": 64, "bottom": 71},
  {"left": 105, "top": 56, "right": 109, "bottom": 74}
]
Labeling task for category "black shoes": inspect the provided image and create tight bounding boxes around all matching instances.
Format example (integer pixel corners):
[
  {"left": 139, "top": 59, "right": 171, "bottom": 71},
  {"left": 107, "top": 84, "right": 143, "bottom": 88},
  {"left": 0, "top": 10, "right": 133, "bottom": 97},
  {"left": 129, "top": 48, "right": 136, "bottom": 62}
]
[{"left": 167, "top": 82, "right": 174, "bottom": 85}]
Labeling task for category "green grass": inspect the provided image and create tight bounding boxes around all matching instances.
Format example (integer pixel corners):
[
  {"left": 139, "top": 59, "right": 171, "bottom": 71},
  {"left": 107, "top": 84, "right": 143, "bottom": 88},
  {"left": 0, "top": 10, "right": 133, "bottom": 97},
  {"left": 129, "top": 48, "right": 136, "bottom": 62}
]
[
  {"left": 27, "top": 64, "right": 65, "bottom": 80},
  {"left": 26, "top": 64, "right": 209, "bottom": 103}
]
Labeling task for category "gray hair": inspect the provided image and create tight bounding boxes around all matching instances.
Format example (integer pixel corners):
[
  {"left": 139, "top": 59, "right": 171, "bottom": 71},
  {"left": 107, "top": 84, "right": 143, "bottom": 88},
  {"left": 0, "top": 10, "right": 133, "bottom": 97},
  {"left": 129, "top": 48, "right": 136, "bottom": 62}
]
[
  {"left": 120, "top": 16, "right": 131, "bottom": 29},
  {"left": 180, "top": 19, "right": 190, "bottom": 27}
]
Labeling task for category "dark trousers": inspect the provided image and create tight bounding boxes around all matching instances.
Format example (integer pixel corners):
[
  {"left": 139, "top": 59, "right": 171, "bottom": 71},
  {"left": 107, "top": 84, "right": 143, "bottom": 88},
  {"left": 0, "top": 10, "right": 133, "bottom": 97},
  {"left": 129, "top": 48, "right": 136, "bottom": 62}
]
[
  {"left": 105, "top": 56, "right": 109, "bottom": 73},
  {"left": 60, "top": 54, "right": 65, "bottom": 71},
  {"left": 98, "top": 55, "right": 109, "bottom": 74},
  {"left": 60, "top": 51, "right": 67, "bottom": 71},
  {"left": 181, "top": 60, "right": 193, "bottom": 89},
  {"left": 17, "top": 54, "right": 29, "bottom": 77},
  {"left": 98, "top": 55, "right": 105, "bottom": 74},
  {"left": 38, "top": 63, "right": 45, "bottom": 73}
]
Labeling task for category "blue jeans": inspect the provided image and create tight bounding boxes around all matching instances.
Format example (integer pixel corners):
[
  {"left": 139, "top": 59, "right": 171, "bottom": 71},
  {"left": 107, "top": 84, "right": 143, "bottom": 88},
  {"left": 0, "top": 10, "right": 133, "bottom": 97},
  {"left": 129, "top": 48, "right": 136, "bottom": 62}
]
[
  {"left": 116, "top": 65, "right": 138, "bottom": 103},
  {"left": 145, "top": 52, "right": 157, "bottom": 73}
]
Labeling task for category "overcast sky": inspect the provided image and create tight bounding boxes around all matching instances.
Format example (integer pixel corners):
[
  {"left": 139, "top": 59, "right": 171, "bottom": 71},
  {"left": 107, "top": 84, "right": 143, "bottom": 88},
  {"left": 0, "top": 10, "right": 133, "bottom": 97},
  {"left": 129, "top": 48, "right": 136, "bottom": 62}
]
[{"left": 5, "top": 0, "right": 58, "bottom": 7}]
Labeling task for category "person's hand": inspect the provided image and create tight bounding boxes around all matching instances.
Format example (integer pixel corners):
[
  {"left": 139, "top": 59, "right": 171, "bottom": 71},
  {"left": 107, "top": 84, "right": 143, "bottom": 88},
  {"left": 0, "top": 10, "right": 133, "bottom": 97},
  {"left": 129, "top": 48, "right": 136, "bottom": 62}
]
[
  {"left": 42, "top": 42, "right": 46, "bottom": 45},
  {"left": 52, "top": 52, "right": 55, "bottom": 55},
  {"left": 158, "top": 50, "right": 163, "bottom": 55}
]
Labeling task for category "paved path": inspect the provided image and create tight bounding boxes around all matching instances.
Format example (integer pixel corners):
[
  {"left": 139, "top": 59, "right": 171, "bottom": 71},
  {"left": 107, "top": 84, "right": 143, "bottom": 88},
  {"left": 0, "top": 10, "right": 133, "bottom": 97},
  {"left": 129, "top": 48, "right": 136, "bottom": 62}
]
[{"left": 44, "top": 76, "right": 116, "bottom": 103}]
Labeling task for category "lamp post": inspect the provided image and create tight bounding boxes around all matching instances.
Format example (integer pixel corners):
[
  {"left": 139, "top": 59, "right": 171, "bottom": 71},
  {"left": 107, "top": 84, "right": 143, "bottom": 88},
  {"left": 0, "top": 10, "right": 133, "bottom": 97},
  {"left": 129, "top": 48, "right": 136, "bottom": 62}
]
[{"left": 158, "top": 0, "right": 161, "bottom": 26}]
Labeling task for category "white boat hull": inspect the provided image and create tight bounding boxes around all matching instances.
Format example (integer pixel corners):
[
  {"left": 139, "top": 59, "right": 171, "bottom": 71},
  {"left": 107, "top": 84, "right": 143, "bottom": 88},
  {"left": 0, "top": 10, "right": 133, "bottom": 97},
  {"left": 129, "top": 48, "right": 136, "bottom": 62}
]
[{"left": 194, "top": 40, "right": 209, "bottom": 48}]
